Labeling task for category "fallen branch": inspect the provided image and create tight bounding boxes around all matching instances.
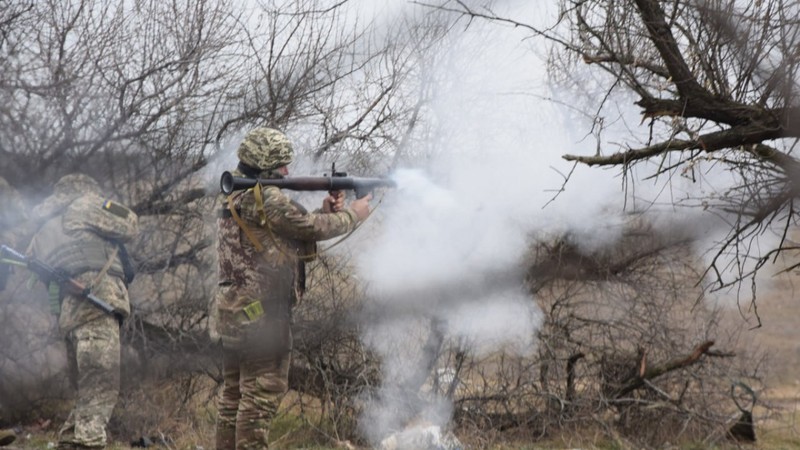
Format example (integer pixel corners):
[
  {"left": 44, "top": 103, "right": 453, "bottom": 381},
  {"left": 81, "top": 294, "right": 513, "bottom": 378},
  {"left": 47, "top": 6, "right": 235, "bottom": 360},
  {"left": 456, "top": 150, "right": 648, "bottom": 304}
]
[{"left": 613, "top": 340, "right": 723, "bottom": 399}]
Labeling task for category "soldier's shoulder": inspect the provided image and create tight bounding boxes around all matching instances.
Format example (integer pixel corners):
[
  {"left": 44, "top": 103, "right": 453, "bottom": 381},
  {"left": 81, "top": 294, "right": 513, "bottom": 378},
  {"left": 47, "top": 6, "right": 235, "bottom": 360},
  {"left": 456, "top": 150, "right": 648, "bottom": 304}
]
[
  {"left": 264, "top": 186, "right": 295, "bottom": 205},
  {"left": 235, "top": 189, "right": 256, "bottom": 208},
  {"left": 70, "top": 193, "right": 135, "bottom": 216},
  {"left": 68, "top": 192, "right": 104, "bottom": 209},
  {"left": 64, "top": 192, "right": 138, "bottom": 236},
  {"left": 236, "top": 186, "right": 287, "bottom": 207}
]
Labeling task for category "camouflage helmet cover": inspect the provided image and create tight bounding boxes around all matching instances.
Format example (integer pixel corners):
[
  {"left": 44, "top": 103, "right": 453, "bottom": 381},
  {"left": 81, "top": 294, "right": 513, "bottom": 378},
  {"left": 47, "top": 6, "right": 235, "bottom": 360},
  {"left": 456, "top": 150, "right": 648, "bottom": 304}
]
[
  {"left": 30, "top": 173, "right": 101, "bottom": 224},
  {"left": 237, "top": 127, "right": 294, "bottom": 171},
  {"left": 54, "top": 173, "right": 101, "bottom": 197}
]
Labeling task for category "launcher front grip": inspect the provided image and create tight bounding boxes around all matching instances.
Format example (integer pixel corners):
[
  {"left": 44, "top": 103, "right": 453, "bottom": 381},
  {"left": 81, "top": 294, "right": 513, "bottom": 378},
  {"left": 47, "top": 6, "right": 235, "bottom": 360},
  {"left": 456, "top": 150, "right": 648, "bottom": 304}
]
[{"left": 219, "top": 171, "right": 395, "bottom": 198}]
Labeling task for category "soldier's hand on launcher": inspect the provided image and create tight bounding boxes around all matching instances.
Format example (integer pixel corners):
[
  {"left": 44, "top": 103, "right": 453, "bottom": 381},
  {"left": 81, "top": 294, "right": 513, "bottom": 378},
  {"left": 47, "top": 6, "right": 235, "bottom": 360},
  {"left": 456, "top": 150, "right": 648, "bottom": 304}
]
[
  {"left": 349, "top": 193, "right": 372, "bottom": 222},
  {"left": 323, "top": 190, "right": 346, "bottom": 213}
]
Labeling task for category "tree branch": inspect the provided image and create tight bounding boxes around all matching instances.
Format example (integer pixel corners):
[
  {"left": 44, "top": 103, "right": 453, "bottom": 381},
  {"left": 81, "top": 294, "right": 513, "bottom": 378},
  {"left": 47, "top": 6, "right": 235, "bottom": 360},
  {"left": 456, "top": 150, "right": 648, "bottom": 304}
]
[
  {"left": 563, "top": 123, "right": 788, "bottom": 167},
  {"left": 613, "top": 341, "right": 719, "bottom": 399},
  {"left": 633, "top": 0, "right": 707, "bottom": 100}
]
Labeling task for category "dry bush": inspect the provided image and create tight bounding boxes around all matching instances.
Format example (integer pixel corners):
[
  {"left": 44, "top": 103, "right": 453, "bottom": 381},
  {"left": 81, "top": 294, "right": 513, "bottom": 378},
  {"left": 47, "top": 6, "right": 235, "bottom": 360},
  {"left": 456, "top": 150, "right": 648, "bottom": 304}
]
[
  {"left": 288, "top": 252, "right": 382, "bottom": 444},
  {"left": 287, "top": 216, "right": 765, "bottom": 449},
  {"left": 110, "top": 374, "right": 218, "bottom": 448},
  {"left": 442, "top": 219, "right": 765, "bottom": 448}
]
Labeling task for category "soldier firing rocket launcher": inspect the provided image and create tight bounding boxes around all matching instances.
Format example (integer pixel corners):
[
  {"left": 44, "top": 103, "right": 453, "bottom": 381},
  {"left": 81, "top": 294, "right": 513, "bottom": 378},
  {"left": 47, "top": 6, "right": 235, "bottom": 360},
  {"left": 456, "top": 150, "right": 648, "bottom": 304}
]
[{"left": 220, "top": 163, "right": 396, "bottom": 198}]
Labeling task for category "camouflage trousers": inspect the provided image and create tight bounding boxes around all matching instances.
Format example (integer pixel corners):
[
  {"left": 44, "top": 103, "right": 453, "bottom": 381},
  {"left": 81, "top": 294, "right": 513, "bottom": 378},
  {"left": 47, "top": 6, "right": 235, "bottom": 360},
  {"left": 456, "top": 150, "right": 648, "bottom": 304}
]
[
  {"left": 216, "top": 323, "right": 292, "bottom": 450},
  {"left": 58, "top": 314, "right": 121, "bottom": 448}
]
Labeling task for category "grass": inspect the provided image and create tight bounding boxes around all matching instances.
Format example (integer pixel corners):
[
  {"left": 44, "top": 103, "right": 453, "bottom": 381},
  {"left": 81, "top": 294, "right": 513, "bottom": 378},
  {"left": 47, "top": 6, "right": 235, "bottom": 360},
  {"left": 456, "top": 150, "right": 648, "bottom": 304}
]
[{"left": 6, "top": 416, "right": 799, "bottom": 449}]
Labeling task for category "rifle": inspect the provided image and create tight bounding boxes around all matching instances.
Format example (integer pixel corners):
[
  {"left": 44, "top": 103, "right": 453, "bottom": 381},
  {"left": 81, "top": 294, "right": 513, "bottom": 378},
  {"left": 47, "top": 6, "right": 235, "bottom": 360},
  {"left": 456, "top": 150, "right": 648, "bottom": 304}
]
[
  {"left": 0, "top": 245, "right": 124, "bottom": 322},
  {"left": 220, "top": 163, "right": 396, "bottom": 199}
]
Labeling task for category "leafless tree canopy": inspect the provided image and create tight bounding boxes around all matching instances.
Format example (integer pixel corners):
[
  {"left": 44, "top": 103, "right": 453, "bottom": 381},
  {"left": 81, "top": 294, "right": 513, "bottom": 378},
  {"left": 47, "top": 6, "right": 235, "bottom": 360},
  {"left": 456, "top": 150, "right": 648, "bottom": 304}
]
[{"left": 428, "top": 0, "right": 800, "bottom": 298}]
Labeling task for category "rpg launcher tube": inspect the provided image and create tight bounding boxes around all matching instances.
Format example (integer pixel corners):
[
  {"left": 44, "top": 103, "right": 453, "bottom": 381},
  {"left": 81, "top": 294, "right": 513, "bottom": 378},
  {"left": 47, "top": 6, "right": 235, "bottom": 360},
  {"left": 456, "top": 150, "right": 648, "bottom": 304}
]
[{"left": 220, "top": 171, "right": 395, "bottom": 199}]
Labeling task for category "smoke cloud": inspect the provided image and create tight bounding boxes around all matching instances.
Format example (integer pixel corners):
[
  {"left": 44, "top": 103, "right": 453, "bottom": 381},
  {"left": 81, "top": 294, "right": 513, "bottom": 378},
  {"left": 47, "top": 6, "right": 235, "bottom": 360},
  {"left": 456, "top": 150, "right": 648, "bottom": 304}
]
[{"left": 346, "top": 0, "right": 626, "bottom": 444}]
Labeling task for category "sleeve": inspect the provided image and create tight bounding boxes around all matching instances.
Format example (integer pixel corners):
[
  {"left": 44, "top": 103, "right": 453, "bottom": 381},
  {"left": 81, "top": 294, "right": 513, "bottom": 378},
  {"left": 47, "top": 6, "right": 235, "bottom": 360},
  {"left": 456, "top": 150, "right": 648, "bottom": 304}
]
[
  {"left": 249, "top": 187, "right": 358, "bottom": 241},
  {"left": 63, "top": 194, "right": 140, "bottom": 242}
]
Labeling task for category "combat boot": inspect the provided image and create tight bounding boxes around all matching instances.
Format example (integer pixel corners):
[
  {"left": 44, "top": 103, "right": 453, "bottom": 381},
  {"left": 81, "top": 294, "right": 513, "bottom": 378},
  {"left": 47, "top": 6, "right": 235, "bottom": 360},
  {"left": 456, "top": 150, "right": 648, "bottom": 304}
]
[{"left": 0, "top": 429, "right": 15, "bottom": 447}]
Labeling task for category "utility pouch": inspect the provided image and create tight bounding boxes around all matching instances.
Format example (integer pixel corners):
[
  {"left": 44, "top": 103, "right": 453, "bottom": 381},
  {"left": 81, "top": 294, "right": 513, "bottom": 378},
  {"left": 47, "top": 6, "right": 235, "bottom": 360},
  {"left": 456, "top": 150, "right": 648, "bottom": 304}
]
[
  {"left": 48, "top": 281, "right": 62, "bottom": 315},
  {"left": 241, "top": 300, "right": 265, "bottom": 321}
]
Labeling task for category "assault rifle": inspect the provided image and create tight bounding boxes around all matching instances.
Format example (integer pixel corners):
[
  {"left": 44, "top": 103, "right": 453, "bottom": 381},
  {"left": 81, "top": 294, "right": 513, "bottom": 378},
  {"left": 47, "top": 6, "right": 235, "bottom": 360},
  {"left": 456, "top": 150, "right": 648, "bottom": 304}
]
[
  {"left": 220, "top": 164, "right": 396, "bottom": 199},
  {"left": 0, "top": 245, "right": 124, "bottom": 322}
]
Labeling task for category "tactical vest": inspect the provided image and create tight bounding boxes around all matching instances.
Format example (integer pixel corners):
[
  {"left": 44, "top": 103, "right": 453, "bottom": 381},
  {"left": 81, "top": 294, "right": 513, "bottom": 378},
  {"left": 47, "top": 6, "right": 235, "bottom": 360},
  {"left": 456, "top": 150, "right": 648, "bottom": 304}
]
[
  {"left": 35, "top": 213, "right": 125, "bottom": 280},
  {"left": 216, "top": 189, "right": 308, "bottom": 322},
  {"left": 216, "top": 191, "right": 261, "bottom": 287}
]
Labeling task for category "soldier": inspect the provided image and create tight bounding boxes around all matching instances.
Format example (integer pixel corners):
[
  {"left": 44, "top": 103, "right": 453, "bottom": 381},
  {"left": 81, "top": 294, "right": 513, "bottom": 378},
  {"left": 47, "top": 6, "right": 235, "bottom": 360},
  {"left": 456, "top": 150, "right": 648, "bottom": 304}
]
[
  {"left": 214, "top": 127, "right": 371, "bottom": 449},
  {"left": 28, "top": 174, "right": 138, "bottom": 450}
]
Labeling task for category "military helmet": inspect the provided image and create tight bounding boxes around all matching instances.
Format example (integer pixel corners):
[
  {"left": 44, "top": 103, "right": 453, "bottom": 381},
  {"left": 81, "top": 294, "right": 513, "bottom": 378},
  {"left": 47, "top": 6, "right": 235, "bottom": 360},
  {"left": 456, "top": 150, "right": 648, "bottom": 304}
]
[
  {"left": 54, "top": 173, "right": 100, "bottom": 197},
  {"left": 237, "top": 127, "right": 294, "bottom": 172},
  {"left": 30, "top": 173, "right": 100, "bottom": 222}
]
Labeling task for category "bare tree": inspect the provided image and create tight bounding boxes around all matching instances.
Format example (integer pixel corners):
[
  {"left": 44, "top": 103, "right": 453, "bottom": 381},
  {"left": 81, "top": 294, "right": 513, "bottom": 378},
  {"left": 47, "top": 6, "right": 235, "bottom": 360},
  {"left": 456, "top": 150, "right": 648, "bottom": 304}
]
[
  {"left": 422, "top": 0, "right": 800, "bottom": 308},
  {"left": 0, "top": 0, "right": 239, "bottom": 193}
]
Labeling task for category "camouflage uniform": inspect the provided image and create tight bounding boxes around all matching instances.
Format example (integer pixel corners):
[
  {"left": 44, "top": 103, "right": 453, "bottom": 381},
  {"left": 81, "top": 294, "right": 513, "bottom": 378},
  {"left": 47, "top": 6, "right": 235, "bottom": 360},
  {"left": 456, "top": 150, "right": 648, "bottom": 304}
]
[
  {"left": 29, "top": 174, "right": 138, "bottom": 449},
  {"left": 214, "top": 128, "right": 360, "bottom": 450}
]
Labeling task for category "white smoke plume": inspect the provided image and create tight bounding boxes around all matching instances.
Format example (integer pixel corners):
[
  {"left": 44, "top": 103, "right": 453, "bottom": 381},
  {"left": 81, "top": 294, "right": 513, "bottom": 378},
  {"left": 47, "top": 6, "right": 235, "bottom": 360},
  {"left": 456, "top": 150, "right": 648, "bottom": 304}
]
[{"left": 346, "top": 0, "right": 626, "bottom": 445}]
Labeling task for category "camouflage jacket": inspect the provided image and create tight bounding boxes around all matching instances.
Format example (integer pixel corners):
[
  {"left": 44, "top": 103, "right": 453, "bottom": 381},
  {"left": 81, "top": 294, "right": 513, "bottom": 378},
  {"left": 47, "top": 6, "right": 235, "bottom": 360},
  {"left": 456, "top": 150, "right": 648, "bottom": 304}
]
[
  {"left": 30, "top": 192, "right": 138, "bottom": 331},
  {"left": 215, "top": 184, "right": 359, "bottom": 339}
]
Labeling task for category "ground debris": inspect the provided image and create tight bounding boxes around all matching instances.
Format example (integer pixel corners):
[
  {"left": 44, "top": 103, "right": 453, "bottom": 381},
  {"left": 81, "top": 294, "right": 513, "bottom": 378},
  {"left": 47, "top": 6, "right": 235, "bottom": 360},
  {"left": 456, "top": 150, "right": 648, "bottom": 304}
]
[{"left": 378, "top": 425, "right": 463, "bottom": 450}]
